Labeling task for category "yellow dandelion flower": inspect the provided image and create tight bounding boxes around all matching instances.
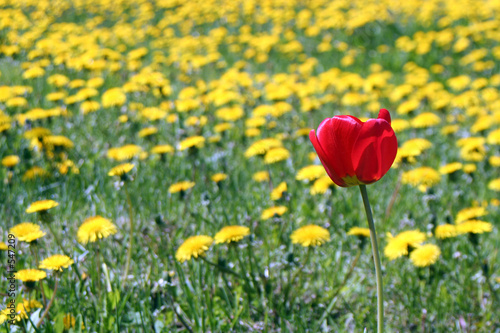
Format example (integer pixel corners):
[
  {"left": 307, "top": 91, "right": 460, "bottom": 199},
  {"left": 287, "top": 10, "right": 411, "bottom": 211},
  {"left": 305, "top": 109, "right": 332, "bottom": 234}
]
[
  {"left": 245, "top": 117, "right": 266, "bottom": 128},
  {"left": 102, "top": 88, "right": 126, "bottom": 108},
  {"left": 176, "top": 235, "right": 213, "bottom": 262},
  {"left": 384, "top": 230, "right": 426, "bottom": 260},
  {"left": 0, "top": 242, "right": 7, "bottom": 250},
  {"left": 107, "top": 144, "right": 142, "bottom": 161},
  {"left": 456, "top": 220, "right": 493, "bottom": 234},
  {"left": 26, "top": 200, "right": 59, "bottom": 213},
  {"left": 138, "top": 127, "right": 158, "bottom": 138},
  {"left": 296, "top": 165, "right": 327, "bottom": 181},
  {"left": 487, "top": 128, "right": 500, "bottom": 145},
  {"left": 391, "top": 119, "right": 410, "bottom": 133},
  {"left": 108, "top": 163, "right": 134, "bottom": 177},
  {"left": 489, "top": 156, "right": 500, "bottom": 167},
  {"left": 215, "top": 106, "right": 245, "bottom": 121},
  {"left": 347, "top": 227, "right": 371, "bottom": 237},
  {"left": 441, "top": 125, "right": 459, "bottom": 135},
  {"left": 291, "top": 225, "right": 330, "bottom": 247},
  {"left": 80, "top": 100, "right": 100, "bottom": 114},
  {"left": 261, "top": 206, "right": 287, "bottom": 220},
  {"left": 168, "top": 181, "right": 195, "bottom": 193},
  {"left": 310, "top": 176, "right": 335, "bottom": 195},
  {"left": 244, "top": 138, "right": 282, "bottom": 158},
  {"left": 270, "top": 182, "right": 287, "bottom": 200},
  {"left": 253, "top": 171, "right": 270, "bottom": 182},
  {"left": 178, "top": 136, "right": 205, "bottom": 151},
  {"left": 10, "top": 222, "right": 46, "bottom": 242},
  {"left": 24, "top": 127, "right": 51, "bottom": 139},
  {"left": 434, "top": 224, "right": 458, "bottom": 239},
  {"left": 214, "top": 122, "right": 233, "bottom": 133},
  {"left": 211, "top": 173, "right": 228, "bottom": 183},
  {"left": 22, "top": 166, "right": 48, "bottom": 181},
  {"left": 23, "top": 66, "right": 45, "bottom": 79},
  {"left": 439, "top": 162, "right": 463, "bottom": 175},
  {"left": 43, "top": 135, "right": 74, "bottom": 149},
  {"left": 463, "top": 164, "right": 477, "bottom": 174},
  {"left": 410, "top": 244, "right": 441, "bottom": 267},
  {"left": 39, "top": 254, "right": 74, "bottom": 271},
  {"left": 214, "top": 226, "right": 250, "bottom": 244},
  {"left": 1, "top": 155, "right": 20, "bottom": 168},
  {"left": 410, "top": 112, "right": 441, "bottom": 128},
  {"left": 77, "top": 216, "right": 117, "bottom": 244},
  {"left": 151, "top": 144, "right": 174, "bottom": 155},
  {"left": 13, "top": 299, "right": 43, "bottom": 321},
  {"left": 16, "top": 269, "right": 47, "bottom": 282},
  {"left": 488, "top": 178, "right": 500, "bottom": 191},
  {"left": 245, "top": 128, "right": 261, "bottom": 137},
  {"left": 264, "top": 147, "right": 290, "bottom": 164},
  {"left": 402, "top": 167, "right": 441, "bottom": 192},
  {"left": 455, "top": 206, "right": 487, "bottom": 224}
]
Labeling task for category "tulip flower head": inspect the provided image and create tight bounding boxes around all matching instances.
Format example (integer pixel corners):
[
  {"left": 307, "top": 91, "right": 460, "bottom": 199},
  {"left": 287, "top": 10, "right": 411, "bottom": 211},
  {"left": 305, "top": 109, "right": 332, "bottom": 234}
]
[{"left": 309, "top": 109, "right": 398, "bottom": 187}]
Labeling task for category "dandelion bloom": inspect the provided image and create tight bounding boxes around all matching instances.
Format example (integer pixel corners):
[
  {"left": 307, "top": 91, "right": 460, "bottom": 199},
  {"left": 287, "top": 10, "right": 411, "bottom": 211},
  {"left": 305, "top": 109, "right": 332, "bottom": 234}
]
[
  {"left": 296, "top": 165, "right": 326, "bottom": 181},
  {"left": 488, "top": 178, "right": 500, "bottom": 191},
  {"left": 244, "top": 138, "right": 282, "bottom": 158},
  {"left": 261, "top": 206, "right": 287, "bottom": 220},
  {"left": 455, "top": 206, "right": 487, "bottom": 223},
  {"left": 108, "top": 163, "right": 134, "bottom": 177},
  {"left": 107, "top": 144, "right": 143, "bottom": 161},
  {"left": 310, "top": 176, "right": 335, "bottom": 195},
  {"left": 384, "top": 230, "right": 426, "bottom": 260},
  {"left": 2, "top": 299, "right": 43, "bottom": 323},
  {"left": 77, "top": 216, "right": 117, "bottom": 244},
  {"left": 168, "top": 181, "right": 195, "bottom": 193},
  {"left": 39, "top": 254, "right": 74, "bottom": 271},
  {"left": 211, "top": 173, "right": 228, "bottom": 183},
  {"left": 410, "top": 244, "right": 441, "bottom": 267},
  {"left": 456, "top": 220, "right": 493, "bottom": 234},
  {"left": 402, "top": 167, "right": 441, "bottom": 192},
  {"left": 1, "top": 155, "right": 20, "bottom": 168},
  {"left": 178, "top": 136, "right": 205, "bottom": 151},
  {"left": 214, "top": 226, "right": 250, "bottom": 244},
  {"left": 253, "top": 171, "right": 270, "bottom": 182},
  {"left": 151, "top": 144, "right": 174, "bottom": 155},
  {"left": 264, "top": 147, "right": 290, "bottom": 164},
  {"left": 309, "top": 109, "right": 397, "bottom": 187},
  {"left": 26, "top": 200, "right": 59, "bottom": 213},
  {"left": 439, "top": 162, "right": 463, "bottom": 175},
  {"left": 347, "top": 227, "right": 371, "bottom": 237},
  {"left": 176, "top": 235, "right": 213, "bottom": 262},
  {"left": 434, "top": 224, "right": 458, "bottom": 239},
  {"left": 16, "top": 269, "right": 47, "bottom": 282},
  {"left": 10, "top": 222, "right": 46, "bottom": 242},
  {"left": 291, "top": 225, "right": 330, "bottom": 247},
  {"left": 138, "top": 127, "right": 158, "bottom": 138},
  {"left": 270, "top": 182, "right": 287, "bottom": 200}
]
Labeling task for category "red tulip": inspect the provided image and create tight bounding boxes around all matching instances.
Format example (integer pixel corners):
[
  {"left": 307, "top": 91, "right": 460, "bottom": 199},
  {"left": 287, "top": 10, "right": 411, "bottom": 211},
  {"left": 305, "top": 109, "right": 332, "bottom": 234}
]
[{"left": 309, "top": 109, "right": 398, "bottom": 187}]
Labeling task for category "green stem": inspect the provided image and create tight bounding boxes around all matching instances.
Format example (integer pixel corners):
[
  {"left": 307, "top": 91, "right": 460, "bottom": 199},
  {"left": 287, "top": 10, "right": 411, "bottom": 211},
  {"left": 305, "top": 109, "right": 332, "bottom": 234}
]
[
  {"left": 36, "top": 276, "right": 58, "bottom": 328},
  {"left": 122, "top": 182, "right": 135, "bottom": 286},
  {"left": 359, "top": 184, "right": 384, "bottom": 333}
]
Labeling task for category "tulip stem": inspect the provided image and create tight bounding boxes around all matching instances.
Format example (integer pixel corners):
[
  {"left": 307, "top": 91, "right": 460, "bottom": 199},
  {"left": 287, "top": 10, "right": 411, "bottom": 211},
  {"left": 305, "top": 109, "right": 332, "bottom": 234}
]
[{"left": 359, "top": 184, "right": 384, "bottom": 333}]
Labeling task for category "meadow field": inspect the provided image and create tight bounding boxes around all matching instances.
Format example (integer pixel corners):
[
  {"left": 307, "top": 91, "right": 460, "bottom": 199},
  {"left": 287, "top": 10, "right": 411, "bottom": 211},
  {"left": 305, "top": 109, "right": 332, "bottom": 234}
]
[{"left": 0, "top": 0, "right": 499, "bottom": 331}]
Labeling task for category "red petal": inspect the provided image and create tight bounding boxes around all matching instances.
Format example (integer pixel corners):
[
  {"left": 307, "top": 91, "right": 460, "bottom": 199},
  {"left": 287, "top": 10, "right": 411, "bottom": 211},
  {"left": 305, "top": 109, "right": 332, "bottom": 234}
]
[
  {"left": 378, "top": 108, "right": 391, "bottom": 124},
  {"left": 351, "top": 119, "right": 398, "bottom": 184},
  {"left": 315, "top": 116, "right": 362, "bottom": 180},
  {"left": 309, "top": 129, "right": 347, "bottom": 187}
]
